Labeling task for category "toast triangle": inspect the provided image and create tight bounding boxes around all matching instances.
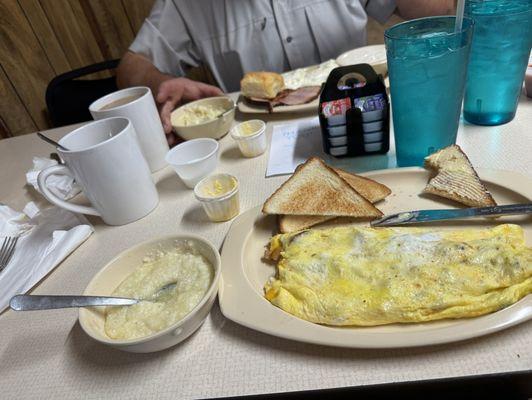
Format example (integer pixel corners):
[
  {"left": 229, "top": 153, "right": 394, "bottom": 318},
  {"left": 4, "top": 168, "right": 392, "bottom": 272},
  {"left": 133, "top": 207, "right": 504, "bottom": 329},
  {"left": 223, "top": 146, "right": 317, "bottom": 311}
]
[
  {"left": 279, "top": 168, "right": 391, "bottom": 232},
  {"left": 423, "top": 145, "right": 496, "bottom": 207},
  {"left": 262, "top": 157, "right": 382, "bottom": 218}
]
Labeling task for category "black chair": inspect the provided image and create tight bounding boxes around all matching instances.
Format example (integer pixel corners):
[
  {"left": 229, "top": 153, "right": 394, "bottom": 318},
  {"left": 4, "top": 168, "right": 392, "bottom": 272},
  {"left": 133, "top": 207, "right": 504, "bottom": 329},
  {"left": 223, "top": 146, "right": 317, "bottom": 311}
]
[{"left": 45, "top": 59, "right": 120, "bottom": 127}]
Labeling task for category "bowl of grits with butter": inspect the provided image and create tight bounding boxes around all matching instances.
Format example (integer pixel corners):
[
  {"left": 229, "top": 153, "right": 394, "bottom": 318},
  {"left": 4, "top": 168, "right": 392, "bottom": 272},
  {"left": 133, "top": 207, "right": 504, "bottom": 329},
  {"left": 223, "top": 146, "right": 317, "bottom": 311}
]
[
  {"left": 171, "top": 96, "right": 235, "bottom": 140},
  {"left": 79, "top": 235, "right": 221, "bottom": 353}
]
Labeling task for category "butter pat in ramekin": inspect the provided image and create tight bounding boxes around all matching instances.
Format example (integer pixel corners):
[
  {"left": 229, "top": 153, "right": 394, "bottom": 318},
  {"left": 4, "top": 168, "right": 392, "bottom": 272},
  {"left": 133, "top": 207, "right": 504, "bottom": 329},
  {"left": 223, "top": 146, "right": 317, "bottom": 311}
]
[
  {"left": 230, "top": 120, "right": 267, "bottom": 158},
  {"left": 194, "top": 174, "right": 240, "bottom": 222}
]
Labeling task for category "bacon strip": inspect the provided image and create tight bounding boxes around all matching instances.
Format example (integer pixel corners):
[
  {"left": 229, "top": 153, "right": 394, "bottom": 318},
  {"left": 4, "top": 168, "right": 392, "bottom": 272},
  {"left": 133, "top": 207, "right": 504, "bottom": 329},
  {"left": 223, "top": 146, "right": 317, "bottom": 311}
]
[
  {"left": 245, "top": 86, "right": 321, "bottom": 113},
  {"left": 271, "top": 86, "right": 321, "bottom": 107}
]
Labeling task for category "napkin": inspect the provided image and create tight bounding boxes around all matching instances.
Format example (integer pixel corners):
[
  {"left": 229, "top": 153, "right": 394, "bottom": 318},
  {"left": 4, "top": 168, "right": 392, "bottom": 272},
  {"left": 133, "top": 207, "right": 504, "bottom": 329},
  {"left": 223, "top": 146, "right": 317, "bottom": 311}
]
[
  {"left": 0, "top": 202, "right": 93, "bottom": 313},
  {"left": 26, "top": 157, "right": 81, "bottom": 200}
]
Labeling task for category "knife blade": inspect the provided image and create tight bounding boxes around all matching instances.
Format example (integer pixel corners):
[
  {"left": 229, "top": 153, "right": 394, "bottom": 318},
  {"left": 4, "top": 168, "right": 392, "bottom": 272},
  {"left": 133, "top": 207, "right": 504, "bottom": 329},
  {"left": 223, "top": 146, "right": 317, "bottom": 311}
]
[
  {"left": 9, "top": 294, "right": 139, "bottom": 311},
  {"left": 370, "top": 203, "right": 532, "bottom": 227}
]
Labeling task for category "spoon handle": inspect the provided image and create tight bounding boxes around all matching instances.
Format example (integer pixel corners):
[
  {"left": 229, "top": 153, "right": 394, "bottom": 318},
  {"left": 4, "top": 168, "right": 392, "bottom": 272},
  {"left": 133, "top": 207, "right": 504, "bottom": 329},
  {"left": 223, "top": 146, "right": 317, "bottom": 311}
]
[
  {"left": 10, "top": 294, "right": 138, "bottom": 311},
  {"left": 37, "top": 132, "right": 69, "bottom": 151}
]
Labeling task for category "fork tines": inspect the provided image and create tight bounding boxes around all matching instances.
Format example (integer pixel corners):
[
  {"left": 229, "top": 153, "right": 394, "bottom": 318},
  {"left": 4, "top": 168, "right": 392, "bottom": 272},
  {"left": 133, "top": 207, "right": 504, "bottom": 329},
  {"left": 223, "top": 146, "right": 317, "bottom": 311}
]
[{"left": 0, "top": 237, "right": 18, "bottom": 272}]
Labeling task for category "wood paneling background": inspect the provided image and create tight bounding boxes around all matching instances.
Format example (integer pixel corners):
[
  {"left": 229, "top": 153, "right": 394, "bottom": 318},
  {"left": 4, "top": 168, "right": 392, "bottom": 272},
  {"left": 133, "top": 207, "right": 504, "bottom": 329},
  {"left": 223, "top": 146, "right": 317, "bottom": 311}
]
[
  {"left": 0, "top": 0, "right": 155, "bottom": 139},
  {"left": 0, "top": 0, "right": 398, "bottom": 139}
]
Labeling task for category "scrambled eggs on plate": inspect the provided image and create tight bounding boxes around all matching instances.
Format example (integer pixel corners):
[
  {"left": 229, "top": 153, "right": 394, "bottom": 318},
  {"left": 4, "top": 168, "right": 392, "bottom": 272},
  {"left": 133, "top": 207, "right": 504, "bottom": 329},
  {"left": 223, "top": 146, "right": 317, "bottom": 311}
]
[{"left": 265, "top": 224, "right": 532, "bottom": 326}]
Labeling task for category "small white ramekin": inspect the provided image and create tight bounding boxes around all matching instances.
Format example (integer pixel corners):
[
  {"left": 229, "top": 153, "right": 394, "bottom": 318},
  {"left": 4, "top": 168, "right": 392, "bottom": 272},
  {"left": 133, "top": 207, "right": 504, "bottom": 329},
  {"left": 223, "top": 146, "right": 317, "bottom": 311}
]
[
  {"left": 230, "top": 120, "right": 267, "bottom": 158},
  {"left": 165, "top": 138, "right": 219, "bottom": 188},
  {"left": 194, "top": 173, "right": 240, "bottom": 222}
]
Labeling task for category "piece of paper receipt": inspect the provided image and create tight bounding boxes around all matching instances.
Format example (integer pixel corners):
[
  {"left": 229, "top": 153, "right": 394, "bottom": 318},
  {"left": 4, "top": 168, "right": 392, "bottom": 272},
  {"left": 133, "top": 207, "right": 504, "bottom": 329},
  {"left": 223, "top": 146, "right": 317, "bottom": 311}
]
[{"left": 266, "top": 117, "right": 328, "bottom": 177}]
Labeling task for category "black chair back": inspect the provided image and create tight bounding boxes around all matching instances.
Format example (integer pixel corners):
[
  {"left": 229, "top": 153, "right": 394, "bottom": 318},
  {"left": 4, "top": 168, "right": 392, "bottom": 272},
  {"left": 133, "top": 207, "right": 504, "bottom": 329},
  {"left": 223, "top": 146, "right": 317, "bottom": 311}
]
[{"left": 45, "top": 59, "right": 120, "bottom": 127}]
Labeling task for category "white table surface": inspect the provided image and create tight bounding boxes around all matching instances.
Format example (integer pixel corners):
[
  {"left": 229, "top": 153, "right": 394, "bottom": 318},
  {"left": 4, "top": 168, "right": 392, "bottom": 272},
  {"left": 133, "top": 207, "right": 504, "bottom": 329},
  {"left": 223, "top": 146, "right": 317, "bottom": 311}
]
[{"left": 0, "top": 92, "right": 531, "bottom": 399}]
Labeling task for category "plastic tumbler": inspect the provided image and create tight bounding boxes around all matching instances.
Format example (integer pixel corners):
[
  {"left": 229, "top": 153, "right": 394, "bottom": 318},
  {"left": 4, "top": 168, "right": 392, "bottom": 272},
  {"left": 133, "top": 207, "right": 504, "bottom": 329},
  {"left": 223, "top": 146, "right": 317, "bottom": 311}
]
[
  {"left": 385, "top": 16, "right": 473, "bottom": 167},
  {"left": 464, "top": 0, "right": 532, "bottom": 126}
]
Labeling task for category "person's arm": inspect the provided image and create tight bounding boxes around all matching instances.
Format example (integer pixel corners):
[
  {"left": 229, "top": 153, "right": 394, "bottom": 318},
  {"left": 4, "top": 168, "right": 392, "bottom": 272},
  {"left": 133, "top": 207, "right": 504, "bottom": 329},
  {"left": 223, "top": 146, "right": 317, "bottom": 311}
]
[
  {"left": 116, "top": 51, "right": 173, "bottom": 96},
  {"left": 395, "top": 0, "right": 456, "bottom": 20},
  {"left": 116, "top": 51, "right": 223, "bottom": 143}
]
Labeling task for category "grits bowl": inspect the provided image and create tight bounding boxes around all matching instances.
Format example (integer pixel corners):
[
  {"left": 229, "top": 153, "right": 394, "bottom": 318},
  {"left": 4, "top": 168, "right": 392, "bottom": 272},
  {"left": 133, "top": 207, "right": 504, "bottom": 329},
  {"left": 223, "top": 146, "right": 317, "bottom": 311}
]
[
  {"left": 79, "top": 235, "right": 221, "bottom": 353},
  {"left": 171, "top": 96, "right": 235, "bottom": 140}
]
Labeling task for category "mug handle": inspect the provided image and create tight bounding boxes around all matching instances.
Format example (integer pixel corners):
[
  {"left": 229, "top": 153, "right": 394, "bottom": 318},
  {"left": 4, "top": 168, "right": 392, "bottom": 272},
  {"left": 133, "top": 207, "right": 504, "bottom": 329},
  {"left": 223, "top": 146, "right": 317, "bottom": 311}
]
[{"left": 37, "top": 165, "right": 100, "bottom": 216}]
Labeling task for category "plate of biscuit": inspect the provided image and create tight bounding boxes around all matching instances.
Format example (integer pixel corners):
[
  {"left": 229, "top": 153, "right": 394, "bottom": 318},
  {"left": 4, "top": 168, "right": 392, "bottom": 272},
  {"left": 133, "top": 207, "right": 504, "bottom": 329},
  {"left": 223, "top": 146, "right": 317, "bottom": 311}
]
[{"left": 237, "top": 60, "right": 339, "bottom": 114}]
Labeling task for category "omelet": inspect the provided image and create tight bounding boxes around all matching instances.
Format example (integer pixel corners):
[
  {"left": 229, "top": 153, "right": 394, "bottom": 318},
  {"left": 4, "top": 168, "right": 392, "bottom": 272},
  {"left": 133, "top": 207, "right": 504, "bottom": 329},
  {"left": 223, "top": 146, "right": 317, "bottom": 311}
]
[{"left": 264, "top": 224, "right": 532, "bottom": 326}]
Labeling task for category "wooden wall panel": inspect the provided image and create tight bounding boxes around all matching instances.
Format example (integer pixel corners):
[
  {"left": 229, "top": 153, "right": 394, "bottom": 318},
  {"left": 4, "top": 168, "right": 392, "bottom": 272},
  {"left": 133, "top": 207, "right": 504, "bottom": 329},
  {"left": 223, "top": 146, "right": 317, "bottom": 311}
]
[
  {"left": 1, "top": 0, "right": 156, "bottom": 138},
  {"left": 121, "top": 0, "right": 155, "bottom": 33},
  {"left": 82, "top": 0, "right": 134, "bottom": 60},
  {"left": 40, "top": 0, "right": 104, "bottom": 70},
  {"left": 0, "top": 65, "right": 37, "bottom": 137},
  {"left": 18, "top": 0, "right": 71, "bottom": 75},
  {"left": 0, "top": 0, "right": 55, "bottom": 130}
]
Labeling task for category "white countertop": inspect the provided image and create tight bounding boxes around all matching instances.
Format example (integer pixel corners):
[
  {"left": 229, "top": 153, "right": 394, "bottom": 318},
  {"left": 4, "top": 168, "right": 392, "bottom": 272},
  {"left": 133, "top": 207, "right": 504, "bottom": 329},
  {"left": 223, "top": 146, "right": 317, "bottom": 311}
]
[{"left": 0, "top": 92, "right": 530, "bottom": 399}]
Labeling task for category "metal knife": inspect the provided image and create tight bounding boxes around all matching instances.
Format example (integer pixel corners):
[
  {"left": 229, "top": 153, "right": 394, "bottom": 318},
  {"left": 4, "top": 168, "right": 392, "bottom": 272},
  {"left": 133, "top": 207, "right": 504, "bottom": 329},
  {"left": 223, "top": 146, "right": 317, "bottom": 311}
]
[
  {"left": 370, "top": 203, "right": 532, "bottom": 227},
  {"left": 9, "top": 294, "right": 139, "bottom": 311}
]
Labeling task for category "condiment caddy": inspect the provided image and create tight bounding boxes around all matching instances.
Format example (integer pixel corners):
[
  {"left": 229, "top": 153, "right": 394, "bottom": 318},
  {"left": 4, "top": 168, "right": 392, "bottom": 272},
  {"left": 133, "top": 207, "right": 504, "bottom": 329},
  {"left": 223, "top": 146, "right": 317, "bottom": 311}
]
[{"left": 318, "top": 64, "right": 390, "bottom": 157}]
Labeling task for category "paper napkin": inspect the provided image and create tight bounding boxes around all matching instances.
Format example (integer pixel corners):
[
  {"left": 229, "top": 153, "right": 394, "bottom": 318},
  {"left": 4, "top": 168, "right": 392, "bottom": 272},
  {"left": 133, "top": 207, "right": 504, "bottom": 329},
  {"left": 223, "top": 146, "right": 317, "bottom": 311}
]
[{"left": 0, "top": 202, "right": 93, "bottom": 313}]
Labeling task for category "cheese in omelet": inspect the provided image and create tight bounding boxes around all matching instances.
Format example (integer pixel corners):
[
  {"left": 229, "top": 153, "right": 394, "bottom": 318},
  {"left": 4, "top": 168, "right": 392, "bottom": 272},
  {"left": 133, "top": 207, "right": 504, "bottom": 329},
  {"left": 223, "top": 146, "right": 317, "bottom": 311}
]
[{"left": 265, "top": 224, "right": 532, "bottom": 326}]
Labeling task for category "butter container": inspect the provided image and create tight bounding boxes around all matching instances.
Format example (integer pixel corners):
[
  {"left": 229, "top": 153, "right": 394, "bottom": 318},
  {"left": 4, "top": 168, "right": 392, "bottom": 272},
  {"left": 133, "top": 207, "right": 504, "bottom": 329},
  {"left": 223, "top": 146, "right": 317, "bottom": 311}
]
[
  {"left": 364, "top": 142, "right": 382, "bottom": 152},
  {"left": 322, "top": 97, "right": 351, "bottom": 126},
  {"left": 194, "top": 173, "right": 240, "bottom": 222},
  {"left": 363, "top": 131, "right": 383, "bottom": 142},
  {"left": 329, "top": 146, "right": 348, "bottom": 156},
  {"left": 230, "top": 120, "right": 267, "bottom": 158},
  {"left": 328, "top": 125, "right": 347, "bottom": 137},
  {"left": 329, "top": 136, "right": 347, "bottom": 146},
  {"left": 363, "top": 120, "right": 383, "bottom": 133}
]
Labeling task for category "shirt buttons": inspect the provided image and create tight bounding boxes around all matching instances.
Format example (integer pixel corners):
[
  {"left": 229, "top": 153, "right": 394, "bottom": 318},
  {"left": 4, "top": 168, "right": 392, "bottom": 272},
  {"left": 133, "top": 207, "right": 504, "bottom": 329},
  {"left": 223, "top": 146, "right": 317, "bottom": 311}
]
[{"left": 286, "top": 36, "right": 293, "bottom": 43}]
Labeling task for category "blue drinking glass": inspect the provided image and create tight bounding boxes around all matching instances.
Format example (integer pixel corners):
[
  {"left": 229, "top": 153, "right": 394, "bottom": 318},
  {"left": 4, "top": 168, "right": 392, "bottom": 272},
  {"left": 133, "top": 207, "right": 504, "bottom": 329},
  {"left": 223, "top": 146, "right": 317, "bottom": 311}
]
[
  {"left": 385, "top": 16, "right": 474, "bottom": 167},
  {"left": 464, "top": 0, "right": 532, "bottom": 126}
]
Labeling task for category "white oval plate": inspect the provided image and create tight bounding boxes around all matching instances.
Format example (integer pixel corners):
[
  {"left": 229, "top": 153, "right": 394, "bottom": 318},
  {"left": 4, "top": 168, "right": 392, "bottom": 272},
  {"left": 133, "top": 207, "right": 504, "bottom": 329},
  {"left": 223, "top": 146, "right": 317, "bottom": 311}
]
[
  {"left": 336, "top": 44, "right": 387, "bottom": 68},
  {"left": 219, "top": 167, "right": 532, "bottom": 348}
]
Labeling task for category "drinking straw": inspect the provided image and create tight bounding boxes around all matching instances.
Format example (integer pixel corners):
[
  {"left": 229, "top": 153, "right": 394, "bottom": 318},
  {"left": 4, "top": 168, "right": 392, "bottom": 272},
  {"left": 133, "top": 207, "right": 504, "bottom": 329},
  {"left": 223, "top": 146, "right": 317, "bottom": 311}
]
[{"left": 455, "top": 0, "right": 466, "bottom": 32}]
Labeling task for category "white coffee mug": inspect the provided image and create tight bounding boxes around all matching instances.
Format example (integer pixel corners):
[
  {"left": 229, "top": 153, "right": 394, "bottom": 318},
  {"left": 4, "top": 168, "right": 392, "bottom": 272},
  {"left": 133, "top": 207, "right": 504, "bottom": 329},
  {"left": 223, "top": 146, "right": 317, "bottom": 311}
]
[
  {"left": 89, "top": 86, "right": 169, "bottom": 172},
  {"left": 37, "top": 117, "right": 159, "bottom": 226}
]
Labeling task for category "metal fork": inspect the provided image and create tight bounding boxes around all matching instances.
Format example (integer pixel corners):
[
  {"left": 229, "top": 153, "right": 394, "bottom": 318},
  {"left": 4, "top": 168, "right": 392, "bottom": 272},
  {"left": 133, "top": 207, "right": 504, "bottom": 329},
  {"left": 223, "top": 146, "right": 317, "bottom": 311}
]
[{"left": 0, "top": 237, "right": 18, "bottom": 273}]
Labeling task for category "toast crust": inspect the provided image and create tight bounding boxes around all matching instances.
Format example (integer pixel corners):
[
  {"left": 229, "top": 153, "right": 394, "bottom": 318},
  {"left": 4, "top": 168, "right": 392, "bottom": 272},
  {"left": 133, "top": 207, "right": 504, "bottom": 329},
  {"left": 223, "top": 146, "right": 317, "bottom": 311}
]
[
  {"left": 262, "top": 157, "right": 382, "bottom": 218},
  {"left": 423, "top": 145, "right": 496, "bottom": 207},
  {"left": 278, "top": 168, "right": 391, "bottom": 232}
]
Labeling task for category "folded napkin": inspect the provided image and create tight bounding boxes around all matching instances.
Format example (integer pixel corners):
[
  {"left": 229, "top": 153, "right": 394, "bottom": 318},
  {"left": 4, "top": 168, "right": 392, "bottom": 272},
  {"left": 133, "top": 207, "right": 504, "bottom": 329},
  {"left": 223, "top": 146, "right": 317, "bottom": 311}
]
[
  {"left": 26, "top": 157, "right": 81, "bottom": 200},
  {"left": 0, "top": 202, "right": 93, "bottom": 313}
]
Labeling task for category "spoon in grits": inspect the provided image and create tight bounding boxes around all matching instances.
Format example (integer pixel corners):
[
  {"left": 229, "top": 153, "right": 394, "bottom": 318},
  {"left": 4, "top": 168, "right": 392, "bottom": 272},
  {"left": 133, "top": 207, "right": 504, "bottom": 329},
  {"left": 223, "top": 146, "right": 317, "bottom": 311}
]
[{"left": 9, "top": 282, "right": 179, "bottom": 311}]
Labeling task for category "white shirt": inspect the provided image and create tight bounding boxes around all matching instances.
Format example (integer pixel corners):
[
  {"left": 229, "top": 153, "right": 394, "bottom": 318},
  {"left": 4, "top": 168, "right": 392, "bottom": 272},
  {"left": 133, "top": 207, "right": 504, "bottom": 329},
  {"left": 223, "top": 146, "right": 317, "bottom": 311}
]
[{"left": 130, "top": 0, "right": 396, "bottom": 92}]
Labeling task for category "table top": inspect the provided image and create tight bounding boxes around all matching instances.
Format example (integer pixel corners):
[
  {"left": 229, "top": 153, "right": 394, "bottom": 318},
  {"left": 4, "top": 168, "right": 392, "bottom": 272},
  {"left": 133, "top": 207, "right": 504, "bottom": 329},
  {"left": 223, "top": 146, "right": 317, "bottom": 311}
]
[{"left": 0, "top": 92, "right": 531, "bottom": 399}]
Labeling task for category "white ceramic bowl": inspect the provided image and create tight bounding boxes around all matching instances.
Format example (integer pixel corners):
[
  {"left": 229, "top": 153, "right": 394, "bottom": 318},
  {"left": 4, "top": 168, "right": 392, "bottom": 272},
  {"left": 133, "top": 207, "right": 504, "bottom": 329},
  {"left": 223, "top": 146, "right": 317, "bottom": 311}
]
[
  {"left": 171, "top": 96, "right": 235, "bottom": 140},
  {"left": 230, "top": 120, "right": 267, "bottom": 158},
  {"left": 79, "top": 234, "right": 221, "bottom": 353},
  {"left": 165, "top": 138, "right": 219, "bottom": 188}
]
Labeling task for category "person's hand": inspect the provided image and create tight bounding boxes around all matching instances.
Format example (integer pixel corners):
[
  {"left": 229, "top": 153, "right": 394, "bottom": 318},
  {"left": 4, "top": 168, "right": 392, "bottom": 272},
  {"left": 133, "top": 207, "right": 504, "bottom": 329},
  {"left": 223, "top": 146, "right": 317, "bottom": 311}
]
[{"left": 156, "top": 77, "right": 223, "bottom": 145}]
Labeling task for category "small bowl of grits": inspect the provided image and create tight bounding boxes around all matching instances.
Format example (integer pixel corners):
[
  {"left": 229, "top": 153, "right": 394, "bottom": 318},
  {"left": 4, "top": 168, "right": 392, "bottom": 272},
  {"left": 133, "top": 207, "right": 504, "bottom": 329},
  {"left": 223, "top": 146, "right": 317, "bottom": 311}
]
[
  {"left": 230, "top": 120, "right": 267, "bottom": 158},
  {"left": 79, "top": 235, "right": 221, "bottom": 353},
  {"left": 171, "top": 96, "right": 235, "bottom": 140},
  {"left": 194, "top": 173, "right": 240, "bottom": 222}
]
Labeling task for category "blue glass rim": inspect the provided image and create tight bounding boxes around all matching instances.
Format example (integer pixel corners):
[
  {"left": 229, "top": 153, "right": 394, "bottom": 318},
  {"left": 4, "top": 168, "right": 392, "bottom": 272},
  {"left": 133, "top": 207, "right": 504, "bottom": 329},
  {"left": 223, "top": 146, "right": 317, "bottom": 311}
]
[{"left": 384, "top": 16, "right": 474, "bottom": 41}]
